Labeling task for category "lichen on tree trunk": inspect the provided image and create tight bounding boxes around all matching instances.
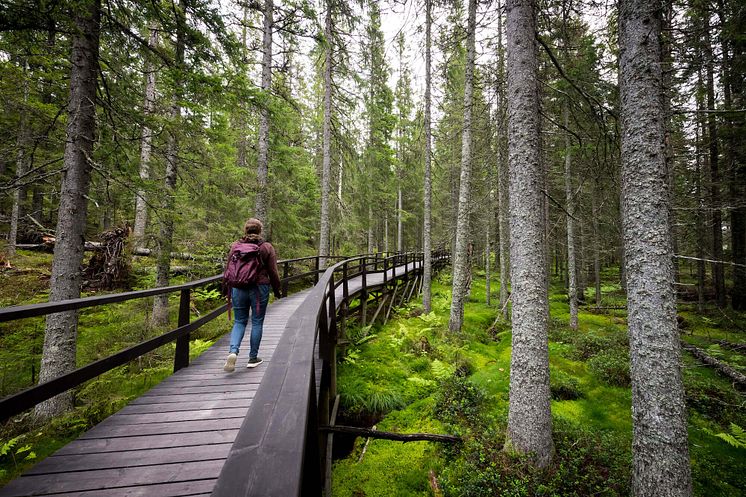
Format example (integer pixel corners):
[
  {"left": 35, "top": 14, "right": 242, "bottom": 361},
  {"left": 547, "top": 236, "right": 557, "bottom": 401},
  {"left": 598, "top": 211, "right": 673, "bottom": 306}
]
[
  {"left": 619, "top": 0, "right": 692, "bottom": 494},
  {"left": 503, "top": 0, "right": 553, "bottom": 468}
]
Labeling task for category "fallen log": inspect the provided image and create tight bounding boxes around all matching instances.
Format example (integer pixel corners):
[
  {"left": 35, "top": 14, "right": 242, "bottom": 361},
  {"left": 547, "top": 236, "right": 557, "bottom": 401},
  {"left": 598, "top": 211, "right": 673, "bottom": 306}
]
[
  {"left": 320, "top": 425, "right": 461, "bottom": 444},
  {"left": 713, "top": 339, "right": 746, "bottom": 354},
  {"left": 15, "top": 242, "right": 218, "bottom": 262},
  {"left": 681, "top": 342, "right": 746, "bottom": 389}
]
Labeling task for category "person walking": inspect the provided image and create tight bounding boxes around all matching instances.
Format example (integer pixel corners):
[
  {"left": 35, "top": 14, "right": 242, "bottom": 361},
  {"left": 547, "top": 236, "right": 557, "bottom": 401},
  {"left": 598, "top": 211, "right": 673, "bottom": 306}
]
[{"left": 223, "top": 218, "right": 282, "bottom": 372}]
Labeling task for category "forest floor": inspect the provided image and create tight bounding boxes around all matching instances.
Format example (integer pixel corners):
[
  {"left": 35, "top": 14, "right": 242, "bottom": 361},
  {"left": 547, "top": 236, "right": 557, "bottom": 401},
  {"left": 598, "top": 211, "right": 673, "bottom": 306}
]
[{"left": 331, "top": 270, "right": 746, "bottom": 497}]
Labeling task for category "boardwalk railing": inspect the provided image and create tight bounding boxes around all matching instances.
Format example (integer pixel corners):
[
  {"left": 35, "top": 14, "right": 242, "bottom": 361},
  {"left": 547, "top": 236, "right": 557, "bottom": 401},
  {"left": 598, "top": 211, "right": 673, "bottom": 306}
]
[
  {"left": 212, "top": 250, "right": 450, "bottom": 497},
  {"left": 0, "top": 253, "right": 356, "bottom": 423}
]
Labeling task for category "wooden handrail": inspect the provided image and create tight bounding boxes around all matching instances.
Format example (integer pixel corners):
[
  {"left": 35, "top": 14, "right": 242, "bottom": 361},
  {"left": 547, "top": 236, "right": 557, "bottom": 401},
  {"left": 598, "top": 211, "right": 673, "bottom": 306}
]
[{"left": 212, "top": 251, "right": 450, "bottom": 497}]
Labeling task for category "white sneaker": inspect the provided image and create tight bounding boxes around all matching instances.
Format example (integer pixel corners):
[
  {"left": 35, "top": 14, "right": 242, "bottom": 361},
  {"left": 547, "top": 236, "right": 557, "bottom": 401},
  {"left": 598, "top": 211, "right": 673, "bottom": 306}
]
[
  {"left": 246, "top": 357, "right": 263, "bottom": 368},
  {"left": 223, "top": 353, "right": 237, "bottom": 372}
]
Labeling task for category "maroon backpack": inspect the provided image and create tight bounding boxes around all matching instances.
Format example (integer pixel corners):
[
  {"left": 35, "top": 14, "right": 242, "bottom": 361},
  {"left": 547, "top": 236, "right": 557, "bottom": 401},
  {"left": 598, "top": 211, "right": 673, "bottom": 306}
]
[{"left": 223, "top": 241, "right": 264, "bottom": 290}]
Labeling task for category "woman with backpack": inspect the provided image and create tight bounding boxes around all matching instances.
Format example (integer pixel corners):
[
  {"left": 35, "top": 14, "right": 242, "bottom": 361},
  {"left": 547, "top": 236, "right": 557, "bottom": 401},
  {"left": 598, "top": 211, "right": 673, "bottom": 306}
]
[{"left": 222, "top": 218, "right": 282, "bottom": 372}]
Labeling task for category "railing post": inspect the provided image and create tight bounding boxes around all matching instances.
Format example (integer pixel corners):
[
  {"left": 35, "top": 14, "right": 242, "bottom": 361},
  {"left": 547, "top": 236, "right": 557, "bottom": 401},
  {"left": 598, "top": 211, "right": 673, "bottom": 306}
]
[
  {"left": 282, "top": 261, "right": 289, "bottom": 297},
  {"left": 314, "top": 256, "right": 320, "bottom": 285},
  {"left": 343, "top": 262, "right": 349, "bottom": 302},
  {"left": 174, "top": 288, "right": 190, "bottom": 372},
  {"left": 361, "top": 257, "right": 368, "bottom": 327},
  {"left": 384, "top": 256, "right": 388, "bottom": 285},
  {"left": 327, "top": 277, "right": 338, "bottom": 400}
]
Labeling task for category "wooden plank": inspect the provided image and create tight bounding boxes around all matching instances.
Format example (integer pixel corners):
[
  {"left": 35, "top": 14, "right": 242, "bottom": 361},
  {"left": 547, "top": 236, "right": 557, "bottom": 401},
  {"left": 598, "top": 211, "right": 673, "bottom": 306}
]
[
  {"left": 31, "top": 480, "right": 217, "bottom": 497},
  {"left": 129, "top": 391, "right": 252, "bottom": 405},
  {"left": 25, "top": 443, "right": 232, "bottom": 475},
  {"left": 55, "top": 430, "right": 239, "bottom": 455},
  {"left": 0, "top": 460, "right": 225, "bottom": 496},
  {"left": 78, "top": 418, "right": 244, "bottom": 439},
  {"left": 119, "top": 398, "right": 250, "bottom": 414},
  {"left": 100, "top": 407, "right": 248, "bottom": 425},
  {"left": 137, "top": 384, "right": 260, "bottom": 396}
]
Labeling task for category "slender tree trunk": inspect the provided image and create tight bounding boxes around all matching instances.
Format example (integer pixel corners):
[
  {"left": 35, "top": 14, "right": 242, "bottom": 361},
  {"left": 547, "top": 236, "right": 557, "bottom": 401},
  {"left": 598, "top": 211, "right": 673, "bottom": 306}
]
[
  {"left": 448, "top": 0, "right": 477, "bottom": 333},
  {"left": 720, "top": 2, "right": 746, "bottom": 310},
  {"left": 367, "top": 205, "right": 373, "bottom": 253},
  {"left": 255, "top": 0, "right": 273, "bottom": 224},
  {"left": 36, "top": 0, "right": 100, "bottom": 420},
  {"left": 662, "top": 1, "right": 678, "bottom": 283},
  {"left": 704, "top": 14, "right": 725, "bottom": 307},
  {"left": 8, "top": 59, "right": 31, "bottom": 258},
  {"left": 695, "top": 102, "right": 707, "bottom": 312},
  {"left": 318, "top": 0, "right": 333, "bottom": 269},
  {"left": 563, "top": 101, "right": 578, "bottom": 330},
  {"left": 619, "top": 0, "right": 692, "bottom": 494},
  {"left": 153, "top": 0, "right": 186, "bottom": 325},
  {"left": 422, "top": 0, "right": 433, "bottom": 313},
  {"left": 591, "top": 183, "right": 601, "bottom": 307},
  {"left": 504, "top": 0, "right": 553, "bottom": 468},
  {"left": 133, "top": 27, "right": 159, "bottom": 247},
  {"left": 496, "top": 0, "right": 510, "bottom": 320}
]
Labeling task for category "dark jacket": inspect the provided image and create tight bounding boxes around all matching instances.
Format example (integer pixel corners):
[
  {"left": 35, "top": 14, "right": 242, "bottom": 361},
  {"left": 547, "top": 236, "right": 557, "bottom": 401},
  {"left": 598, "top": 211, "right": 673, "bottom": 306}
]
[{"left": 227, "top": 237, "right": 282, "bottom": 298}]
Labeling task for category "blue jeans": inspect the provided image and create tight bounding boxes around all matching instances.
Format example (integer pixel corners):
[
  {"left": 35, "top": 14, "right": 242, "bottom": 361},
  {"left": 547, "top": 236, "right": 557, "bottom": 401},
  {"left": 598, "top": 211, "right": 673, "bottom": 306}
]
[{"left": 229, "top": 284, "right": 270, "bottom": 359}]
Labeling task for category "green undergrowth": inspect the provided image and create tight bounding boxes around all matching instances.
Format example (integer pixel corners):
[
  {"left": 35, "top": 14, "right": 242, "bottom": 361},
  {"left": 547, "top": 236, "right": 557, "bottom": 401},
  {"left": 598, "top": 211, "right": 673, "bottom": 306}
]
[
  {"left": 333, "top": 269, "right": 746, "bottom": 496},
  {"left": 0, "top": 249, "right": 228, "bottom": 484}
]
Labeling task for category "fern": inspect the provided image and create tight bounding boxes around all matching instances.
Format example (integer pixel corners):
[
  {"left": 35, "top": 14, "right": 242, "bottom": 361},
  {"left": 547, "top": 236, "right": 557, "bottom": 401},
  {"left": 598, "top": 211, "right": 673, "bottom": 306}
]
[
  {"left": 431, "top": 359, "right": 456, "bottom": 380},
  {"left": 705, "top": 423, "right": 746, "bottom": 449}
]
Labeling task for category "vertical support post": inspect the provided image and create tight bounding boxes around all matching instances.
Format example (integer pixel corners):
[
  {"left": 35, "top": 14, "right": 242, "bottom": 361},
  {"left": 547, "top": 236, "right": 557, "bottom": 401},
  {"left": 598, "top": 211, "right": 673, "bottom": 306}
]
[
  {"left": 174, "top": 288, "right": 191, "bottom": 372},
  {"left": 361, "top": 257, "right": 367, "bottom": 327},
  {"left": 343, "top": 261, "right": 349, "bottom": 302},
  {"left": 384, "top": 256, "right": 389, "bottom": 285},
  {"left": 314, "top": 256, "right": 320, "bottom": 284},
  {"left": 282, "top": 261, "right": 289, "bottom": 297},
  {"left": 327, "top": 277, "right": 338, "bottom": 399}
]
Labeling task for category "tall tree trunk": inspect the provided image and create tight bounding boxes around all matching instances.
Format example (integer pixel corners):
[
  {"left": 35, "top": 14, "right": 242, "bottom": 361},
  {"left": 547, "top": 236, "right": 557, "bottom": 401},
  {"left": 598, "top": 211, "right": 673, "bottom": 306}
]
[
  {"left": 318, "top": 0, "right": 333, "bottom": 269},
  {"left": 36, "top": 0, "right": 100, "bottom": 420},
  {"left": 367, "top": 205, "right": 373, "bottom": 253},
  {"left": 496, "top": 0, "right": 510, "bottom": 320},
  {"left": 504, "top": 0, "right": 553, "bottom": 468},
  {"left": 662, "top": 0, "right": 678, "bottom": 284},
  {"left": 695, "top": 90, "right": 707, "bottom": 312},
  {"left": 721, "top": 0, "right": 746, "bottom": 310},
  {"left": 704, "top": 13, "right": 725, "bottom": 307},
  {"left": 619, "top": 0, "right": 692, "bottom": 494},
  {"left": 133, "top": 27, "right": 159, "bottom": 247},
  {"left": 448, "top": 0, "right": 477, "bottom": 333},
  {"left": 564, "top": 100, "right": 578, "bottom": 330},
  {"left": 422, "top": 0, "right": 433, "bottom": 313},
  {"left": 8, "top": 59, "right": 31, "bottom": 258},
  {"left": 153, "top": 0, "right": 186, "bottom": 325},
  {"left": 591, "top": 182, "right": 601, "bottom": 307},
  {"left": 255, "top": 0, "right": 273, "bottom": 224}
]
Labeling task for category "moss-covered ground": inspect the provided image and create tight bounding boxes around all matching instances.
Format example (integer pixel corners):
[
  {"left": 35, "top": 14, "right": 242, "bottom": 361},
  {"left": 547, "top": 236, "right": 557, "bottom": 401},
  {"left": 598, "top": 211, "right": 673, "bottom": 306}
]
[{"left": 332, "top": 268, "right": 746, "bottom": 497}]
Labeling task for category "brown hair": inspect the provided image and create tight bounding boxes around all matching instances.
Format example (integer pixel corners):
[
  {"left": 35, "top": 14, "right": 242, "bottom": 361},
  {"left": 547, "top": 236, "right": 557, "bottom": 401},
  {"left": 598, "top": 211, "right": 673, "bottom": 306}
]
[{"left": 244, "top": 218, "right": 263, "bottom": 236}]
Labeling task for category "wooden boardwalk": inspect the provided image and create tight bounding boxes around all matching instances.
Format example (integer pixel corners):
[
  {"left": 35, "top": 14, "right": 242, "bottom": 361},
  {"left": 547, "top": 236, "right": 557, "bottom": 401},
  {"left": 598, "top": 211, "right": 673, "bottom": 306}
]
[
  {"left": 0, "top": 262, "right": 418, "bottom": 497},
  {"left": 0, "top": 290, "right": 308, "bottom": 497}
]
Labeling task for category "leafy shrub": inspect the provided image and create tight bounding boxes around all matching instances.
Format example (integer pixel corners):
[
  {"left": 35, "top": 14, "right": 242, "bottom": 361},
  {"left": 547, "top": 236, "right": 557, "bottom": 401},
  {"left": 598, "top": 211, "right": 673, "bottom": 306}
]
[
  {"left": 434, "top": 375, "right": 485, "bottom": 429},
  {"left": 574, "top": 332, "right": 612, "bottom": 360},
  {"left": 439, "top": 419, "right": 631, "bottom": 497},
  {"left": 588, "top": 350, "right": 630, "bottom": 387},
  {"left": 550, "top": 369, "right": 583, "bottom": 400},
  {"left": 409, "top": 356, "right": 431, "bottom": 374}
]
